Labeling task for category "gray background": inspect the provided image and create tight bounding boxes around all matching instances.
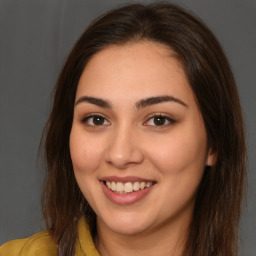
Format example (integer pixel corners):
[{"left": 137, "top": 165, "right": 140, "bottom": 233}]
[{"left": 0, "top": 0, "right": 255, "bottom": 255}]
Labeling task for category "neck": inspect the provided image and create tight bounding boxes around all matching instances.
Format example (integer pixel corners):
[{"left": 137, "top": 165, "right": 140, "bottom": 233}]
[{"left": 95, "top": 215, "right": 190, "bottom": 256}]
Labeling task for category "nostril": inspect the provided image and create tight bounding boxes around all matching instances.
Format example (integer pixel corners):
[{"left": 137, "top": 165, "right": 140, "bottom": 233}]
[{"left": 104, "top": 150, "right": 144, "bottom": 169}]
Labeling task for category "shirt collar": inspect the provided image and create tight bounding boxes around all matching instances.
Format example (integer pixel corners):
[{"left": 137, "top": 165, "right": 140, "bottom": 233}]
[{"left": 77, "top": 217, "right": 100, "bottom": 256}]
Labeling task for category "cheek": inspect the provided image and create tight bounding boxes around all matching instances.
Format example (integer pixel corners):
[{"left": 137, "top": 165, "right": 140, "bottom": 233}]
[
  {"left": 69, "top": 127, "right": 103, "bottom": 174},
  {"left": 145, "top": 123, "right": 208, "bottom": 176},
  {"left": 69, "top": 127, "right": 104, "bottom": 206},
  {"left": 144, "top": 124, "right": 208, "bottom": 219}
]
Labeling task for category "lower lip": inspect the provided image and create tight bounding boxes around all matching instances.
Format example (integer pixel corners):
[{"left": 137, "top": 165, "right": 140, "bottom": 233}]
[{"left": 100, "top": 181, "right": 154, "bottom": 205}]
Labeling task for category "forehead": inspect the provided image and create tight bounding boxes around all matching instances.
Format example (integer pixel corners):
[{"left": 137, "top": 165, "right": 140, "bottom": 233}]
[{"left": 76, "top": 41, "right": 194, "bottom": 107}]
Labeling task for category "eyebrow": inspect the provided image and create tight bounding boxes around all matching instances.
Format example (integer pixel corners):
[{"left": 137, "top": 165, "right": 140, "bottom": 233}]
[
  {"left": 75, "top": 96, "right": 111, "bottom": 108},
  {"left": 135, "top": 95, "right": 188, "bottom": 109},
  {"left": 75, "top": 95, "right": 187, "bottom": 109}
]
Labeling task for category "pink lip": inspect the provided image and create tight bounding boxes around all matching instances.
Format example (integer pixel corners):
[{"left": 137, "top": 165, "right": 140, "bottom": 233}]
[{"left": 100, "top": 180, "right": 155, "bottom": 205}]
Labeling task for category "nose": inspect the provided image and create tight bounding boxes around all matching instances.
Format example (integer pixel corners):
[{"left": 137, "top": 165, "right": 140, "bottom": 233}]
[{"left": 104, "top": 126, "right": 144, "bottom": 169}]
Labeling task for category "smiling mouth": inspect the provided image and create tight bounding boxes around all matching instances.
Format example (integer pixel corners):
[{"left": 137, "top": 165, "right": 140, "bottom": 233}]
[{"left": 103, "top": 181, "right": 154, "bottom": 194}]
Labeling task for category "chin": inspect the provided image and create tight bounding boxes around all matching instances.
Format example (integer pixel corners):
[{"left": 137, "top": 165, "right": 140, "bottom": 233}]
[
  {"left": 98, "top": 212, "right": 153, "bottom": 236},
  {"left": 108, "top": 223, "right": 149, "bottom": 236}
]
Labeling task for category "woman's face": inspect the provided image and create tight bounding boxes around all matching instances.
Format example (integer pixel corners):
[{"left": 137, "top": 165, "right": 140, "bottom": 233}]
[{"left": 70, "top": 41, "right": 215, "bottom": 236}]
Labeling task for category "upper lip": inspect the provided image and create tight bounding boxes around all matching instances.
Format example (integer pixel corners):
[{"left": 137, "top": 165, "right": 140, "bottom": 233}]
[{"left": 100, "top": 176, "right": 156, "bottom": 183}]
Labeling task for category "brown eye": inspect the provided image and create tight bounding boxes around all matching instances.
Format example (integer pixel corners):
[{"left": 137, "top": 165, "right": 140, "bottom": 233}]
[
  {"left": 145, "top": 115, "right": 175, "bottom": 127},
  {"left": 82, "top": 115, "right": 110, "bottom": 126},
  {"left": 153, "top": 116, "right": 166, "bottom": 125},
  {"left": 92, "top": 116, "right": 105, "bottom": 125}
]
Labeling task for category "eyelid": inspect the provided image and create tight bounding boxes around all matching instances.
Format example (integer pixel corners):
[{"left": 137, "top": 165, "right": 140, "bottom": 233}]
[
  {"left": 143, "top": 113, "right": 175, "bottom": 127},
  {"left": 81, "top": 113, "right": 111, "bottom": 126}
]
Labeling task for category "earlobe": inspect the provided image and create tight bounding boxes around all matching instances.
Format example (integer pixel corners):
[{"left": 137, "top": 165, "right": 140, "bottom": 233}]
[{"left": 206, "top": 148, "right": 217, "bottom": 166}]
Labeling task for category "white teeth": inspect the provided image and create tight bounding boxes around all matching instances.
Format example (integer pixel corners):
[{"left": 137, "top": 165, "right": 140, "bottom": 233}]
[
  {"left": 146, "top": 182, "right": 153, "bottom": 188},
  {"left": 116, "top": 182, "right": 124, "bottom": 192},
  {"left": 111, "top": 181, "right": 116, "bottom": 191},
  {"left": 133, "top": 182, "right": 140, "bottom": 191},
  {"left": 124, "top": 182, "right": 133, "bottom": 193},
  {"left": 105, "top": 181, "right": 153, "bottom": 193},
  {"left": 140, "top": 182, "right": 145, "bottom": 189}
]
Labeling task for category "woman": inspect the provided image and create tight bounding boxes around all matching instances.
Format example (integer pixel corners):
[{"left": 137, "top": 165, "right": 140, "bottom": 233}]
[{"left": 0, "top": 2, "right": 246, "bottom": 256}]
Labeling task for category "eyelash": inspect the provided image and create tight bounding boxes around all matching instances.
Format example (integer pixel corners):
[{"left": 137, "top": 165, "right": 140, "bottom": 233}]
[
  {"left": 81, "top": 114, "right": 110, "bottom": 126},
  {"left": 144, "top": 114, "right": 175, "bottom": 127},
  {"left": 81, "top": 113, "right": 175, "bottom": 127}
]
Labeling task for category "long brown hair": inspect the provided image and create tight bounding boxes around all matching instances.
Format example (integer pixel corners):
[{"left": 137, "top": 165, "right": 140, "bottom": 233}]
[{"left": 41, "top": 2, "right": 247, "bottom": 256}]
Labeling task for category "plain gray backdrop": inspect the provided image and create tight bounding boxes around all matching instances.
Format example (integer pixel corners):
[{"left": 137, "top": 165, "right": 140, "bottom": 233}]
[{"left": 0, "top": 0, "right": 255, "bottom": 255}]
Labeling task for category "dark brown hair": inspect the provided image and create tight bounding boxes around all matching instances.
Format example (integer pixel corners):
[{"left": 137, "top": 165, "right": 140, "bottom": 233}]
[{"left": 41, "top": 2, "right": 247, "bottom": 256}]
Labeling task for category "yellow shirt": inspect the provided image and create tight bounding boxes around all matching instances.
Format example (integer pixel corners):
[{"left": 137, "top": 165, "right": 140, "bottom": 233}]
[{"left": 0, "top": 217, "right": 99, "bottom": 256}]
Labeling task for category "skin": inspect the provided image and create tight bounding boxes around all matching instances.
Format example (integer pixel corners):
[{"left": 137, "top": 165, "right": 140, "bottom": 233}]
[{"left": 70, "top": 41, "right": 215, "bottom": 256}]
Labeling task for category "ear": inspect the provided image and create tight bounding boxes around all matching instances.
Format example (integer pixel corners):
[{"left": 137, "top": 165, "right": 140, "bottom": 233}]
[{"left": 206, "top": 148, "right": 217, "bottom": 166}]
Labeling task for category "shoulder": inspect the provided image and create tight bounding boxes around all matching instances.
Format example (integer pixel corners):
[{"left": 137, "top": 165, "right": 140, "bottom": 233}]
[{"left": 0, "top": 231, "right": 58, "bottom": 256}]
